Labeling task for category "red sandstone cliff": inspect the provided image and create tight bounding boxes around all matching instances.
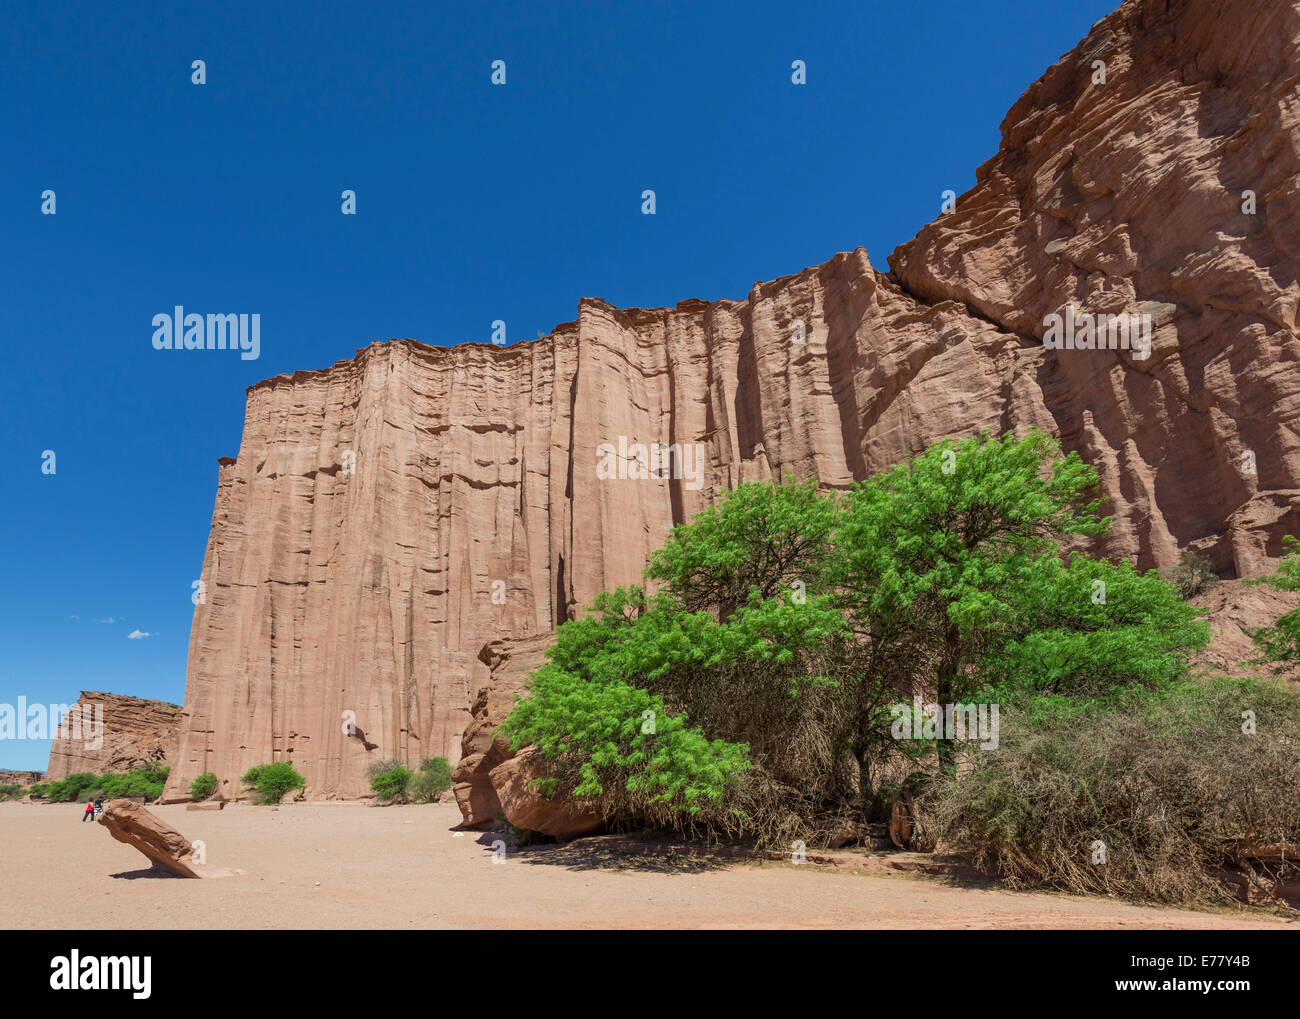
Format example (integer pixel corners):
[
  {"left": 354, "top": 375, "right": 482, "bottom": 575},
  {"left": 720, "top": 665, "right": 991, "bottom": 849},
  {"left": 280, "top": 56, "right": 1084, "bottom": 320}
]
[
  {"left": 162, "top": 0, "right": 1300, "bottom": 801},
  {"left": 46, "top": 692, "right": 181, "bottom": 782}
]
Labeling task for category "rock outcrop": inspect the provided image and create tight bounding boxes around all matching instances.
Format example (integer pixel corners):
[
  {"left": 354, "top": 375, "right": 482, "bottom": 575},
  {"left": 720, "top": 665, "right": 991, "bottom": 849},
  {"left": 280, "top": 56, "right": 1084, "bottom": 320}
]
[
  {"left": 1191, "top": 579, "right": 1300, "bottom": 675},
  {"left": 46, "top": 692, "right": 181, "bottom": 782},
  {"left": 453, "top": 635, "right": 555, "bottom": 827},
  {"left": 889, "top": 0, "right": 1300, "bottom": 576},
  {"left": 0, "top": 771, "right": 44, "bottom": 788},
  {"left": 98, "top": 799, "right": 235, "bottom": 878},
  {"left": 163, "top": 0, "right": 1300, "bottom": 802},
  {"left": 490, "top": 748, "right": 603, "bottom": 841}
]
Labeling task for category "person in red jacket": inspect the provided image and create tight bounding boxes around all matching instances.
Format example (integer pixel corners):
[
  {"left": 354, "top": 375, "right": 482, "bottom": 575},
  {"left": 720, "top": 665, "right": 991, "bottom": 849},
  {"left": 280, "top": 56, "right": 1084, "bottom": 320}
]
[{"left": 82, "top": 800, "right": 95, "bottom": 823}]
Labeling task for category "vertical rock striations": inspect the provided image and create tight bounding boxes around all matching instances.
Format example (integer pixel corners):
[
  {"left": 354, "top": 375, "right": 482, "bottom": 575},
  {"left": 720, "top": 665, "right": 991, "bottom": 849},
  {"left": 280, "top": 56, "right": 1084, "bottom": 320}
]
[{"left": 164, "top": 0, "right": 1300, "bottom": 801}]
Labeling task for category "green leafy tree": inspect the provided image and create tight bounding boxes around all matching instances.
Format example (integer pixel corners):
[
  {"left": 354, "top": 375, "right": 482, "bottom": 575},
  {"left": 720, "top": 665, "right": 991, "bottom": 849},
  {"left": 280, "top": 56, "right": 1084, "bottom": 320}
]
[
  {"left": 501, "top": 431, "right": 1208, "bottom": 842},
  {"left": 240, "top": 762, "right": 305, "bottom": 805},
  {"left": 410, "top": 757, "right": 453, "bottom": 803},
  {"left": 835, "top": 432, "right": 1205, "bottom": 763},
  {"left": 46, "top": 772, "right": 98, "bottom": 802},
  {"left": 189, "top": 772, "right": 219, "bottom": 801}
]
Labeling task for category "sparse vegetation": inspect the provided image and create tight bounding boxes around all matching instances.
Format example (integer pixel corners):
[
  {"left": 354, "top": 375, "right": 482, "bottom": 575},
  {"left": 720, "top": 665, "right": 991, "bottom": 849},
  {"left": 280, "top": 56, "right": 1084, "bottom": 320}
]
[
  {"left": 1163, "top": 549, "right": 1219, "bottom": 599},
  {"left": 1249, "top": 535, "right": 1300, "bottom": 670},
  {"left": 240, "top": 762, "right": 305, "bottom": 805},
  {"left": 919, "top": 676, "right": 1300, "bottom": 905}
]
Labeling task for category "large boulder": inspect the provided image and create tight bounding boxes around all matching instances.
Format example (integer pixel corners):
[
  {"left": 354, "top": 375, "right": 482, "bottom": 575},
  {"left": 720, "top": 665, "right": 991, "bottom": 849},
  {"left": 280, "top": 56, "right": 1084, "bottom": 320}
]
[
  {"left": 453, "top": 635, "right": 555, "bottom": 828},
  {"left": 489, "top": 748, "right": 603, "bottom": 841},
  {"left": 98, "top": 798, "right": 236, "bottom": 878}
]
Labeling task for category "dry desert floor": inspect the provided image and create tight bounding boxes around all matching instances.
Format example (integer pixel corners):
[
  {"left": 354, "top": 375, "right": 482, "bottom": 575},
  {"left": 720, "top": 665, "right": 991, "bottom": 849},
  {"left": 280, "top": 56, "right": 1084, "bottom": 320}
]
[{"left": 1, "top": 801, "right": 1295, "bottom": 930}]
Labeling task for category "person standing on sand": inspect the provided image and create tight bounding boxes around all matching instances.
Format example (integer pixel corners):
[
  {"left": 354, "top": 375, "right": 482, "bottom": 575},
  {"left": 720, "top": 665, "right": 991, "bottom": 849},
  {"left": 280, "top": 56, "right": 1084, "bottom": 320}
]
[
  {"left": 82, "top": 800, "right": 95, "bottom": 823},
  {"left": 93, "top": 798, "right": 103, "bottom": 818}
]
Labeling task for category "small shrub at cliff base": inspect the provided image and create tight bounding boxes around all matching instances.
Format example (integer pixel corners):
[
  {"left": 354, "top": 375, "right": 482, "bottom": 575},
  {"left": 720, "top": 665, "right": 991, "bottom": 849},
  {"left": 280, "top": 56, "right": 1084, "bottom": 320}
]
[
  {"left": 241, "top": 762, "right": 305, "bottom": 805},
  {"left": 1249, "top": 534, "right": 1300, "bottom": 670},
  {"left": 409, "top": 757, "right": 453, "bottom": 803},
  {"left": 189, "top": 772, "right": 218, "bottom": 801},
  {"left": 0, "top": 784, "right": 21, "bottom": 799},
  {"left": 1161, "top": 549, "right": 1218, "bottom": 599},
  {"left": 367, "top": 758, "right": 413, "bottom": 803}
]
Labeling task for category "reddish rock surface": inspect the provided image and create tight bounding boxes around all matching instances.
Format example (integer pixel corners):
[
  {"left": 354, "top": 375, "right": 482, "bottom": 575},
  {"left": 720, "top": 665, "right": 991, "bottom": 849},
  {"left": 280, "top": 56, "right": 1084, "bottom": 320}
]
[
  {"left": 46, "top": 692, "right": 181, "bottom": 782},
  {"left": 489, "top": 747, "right": 603, "bottom": 841},
  {"left": 1190, "top": 579, "right": 1300, "bottom": 675},
  {"left": 453, "top": 634, "right": 555, "bottom": 827},
  {"left": 98, "top": 798, "right": 235, "bottom": 878},
  {"left": 890, "top": 0, "right": 1300, "bottom": 576},
  {"left": 163, "top": 0, "right": 1300, "bottom": 802},
  {"left": 0, "top": 771, "right": 44, "bottom": 788}
]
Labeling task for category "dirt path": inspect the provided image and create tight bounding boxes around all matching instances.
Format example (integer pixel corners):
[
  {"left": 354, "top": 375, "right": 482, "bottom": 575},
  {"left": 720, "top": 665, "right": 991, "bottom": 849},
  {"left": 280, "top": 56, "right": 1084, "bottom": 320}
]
[{"left": 1, "top": 802, "right": 1293, "bottom": 930}]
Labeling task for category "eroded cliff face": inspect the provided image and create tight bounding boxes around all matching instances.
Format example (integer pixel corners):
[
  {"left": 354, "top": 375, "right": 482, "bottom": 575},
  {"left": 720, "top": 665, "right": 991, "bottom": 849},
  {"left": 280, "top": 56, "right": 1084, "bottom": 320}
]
[
  {"left": 46, "top": 692, "right": 181, "bottom": 782},
  {"left": 891, "top": 0, "right": 1300, "bottom": 572},
  {"left": 163, "top": 0, "right": 1300, "bottom": 801},
  {"left": 0, "top": 771, "right": 44, "bottom": 788}
]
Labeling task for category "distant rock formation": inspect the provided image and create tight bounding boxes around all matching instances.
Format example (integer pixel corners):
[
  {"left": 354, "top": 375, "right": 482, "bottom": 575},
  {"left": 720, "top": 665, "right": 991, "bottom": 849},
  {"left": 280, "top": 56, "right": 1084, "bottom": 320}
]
[
  {"left": 0, "top": 770, "right": 44, "bottom": 788},
  {"left": 163, "top": 0, "right": 1300, "bottom": 802},
  {"left": 45, "top": 692, "right": 181, "bottom": 782}
]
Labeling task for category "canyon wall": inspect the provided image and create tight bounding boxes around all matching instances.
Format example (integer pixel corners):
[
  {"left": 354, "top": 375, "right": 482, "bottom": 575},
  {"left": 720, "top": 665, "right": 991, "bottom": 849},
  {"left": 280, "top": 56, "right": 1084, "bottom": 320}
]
[
  {"left": 163, "top": 0, "right": 1300, "bottom": 801},
  {"left": 46, "top": 692, "right": 181, "bottom": 782}
]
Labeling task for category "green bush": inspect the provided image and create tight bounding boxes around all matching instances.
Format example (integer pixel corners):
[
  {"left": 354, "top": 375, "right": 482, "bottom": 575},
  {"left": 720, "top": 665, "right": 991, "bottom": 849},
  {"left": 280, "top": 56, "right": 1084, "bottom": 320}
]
[
  {"left": 240, "top": 762, "right": 305, "bottom": 805},
  {"left": 367, "top": 758, "right": 413, "bottom": 804},
  {"left": 0, "top": 784, "right": 21, "bottom": 799},
  {"left": 139, "top": 761, "right": 170, "bottom": 784},
  {"left": 95, "top": 766, "right": 167, "bottom": 802},
  {"left": 44, "top": 772, "right": 99, "bottom": 803},
  {"left": 409, "top": 757, "right": 454, "bottom": 803},
  {"left": 189, "top": 772, "right": 218, "bottom": 801}
]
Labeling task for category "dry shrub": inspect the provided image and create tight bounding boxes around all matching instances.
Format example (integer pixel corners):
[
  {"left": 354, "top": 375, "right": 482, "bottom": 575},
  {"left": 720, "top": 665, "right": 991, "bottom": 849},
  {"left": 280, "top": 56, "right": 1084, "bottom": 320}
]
[{"left": 919, "top": 677, "right": 1300, "bottom": 906}]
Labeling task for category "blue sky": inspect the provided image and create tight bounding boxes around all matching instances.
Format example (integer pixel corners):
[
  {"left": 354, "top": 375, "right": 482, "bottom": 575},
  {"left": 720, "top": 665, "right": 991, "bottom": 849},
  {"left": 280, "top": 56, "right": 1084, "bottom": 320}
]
[{"left": 0, "top": 0, "right": 1117, "bottom": 769}]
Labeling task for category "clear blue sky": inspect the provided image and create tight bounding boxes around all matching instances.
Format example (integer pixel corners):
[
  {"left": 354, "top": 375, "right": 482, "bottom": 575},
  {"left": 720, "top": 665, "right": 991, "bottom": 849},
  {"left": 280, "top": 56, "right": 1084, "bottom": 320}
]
[{"left": 0, "top": 0, "right": 1117, "bottom": 769}]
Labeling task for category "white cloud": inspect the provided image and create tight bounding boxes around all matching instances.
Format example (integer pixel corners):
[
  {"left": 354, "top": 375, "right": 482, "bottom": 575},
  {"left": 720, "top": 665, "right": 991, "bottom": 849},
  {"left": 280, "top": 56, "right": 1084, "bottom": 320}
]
[
  {"left": 127, "top": 629, "right": 153, "bottom": 640},
  {"left": 98, "top": 617, "right": 117, "bottom": 624}
]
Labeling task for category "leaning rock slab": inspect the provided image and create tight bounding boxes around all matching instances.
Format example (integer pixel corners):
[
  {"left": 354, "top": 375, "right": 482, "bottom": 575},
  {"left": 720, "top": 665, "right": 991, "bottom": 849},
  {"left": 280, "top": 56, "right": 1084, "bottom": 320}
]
[
  {"left": 489, "top": 748, "right": 603, "bottom": 841},
  {"left": 98, "top": 798, "right": 236, "bottom": 878}
]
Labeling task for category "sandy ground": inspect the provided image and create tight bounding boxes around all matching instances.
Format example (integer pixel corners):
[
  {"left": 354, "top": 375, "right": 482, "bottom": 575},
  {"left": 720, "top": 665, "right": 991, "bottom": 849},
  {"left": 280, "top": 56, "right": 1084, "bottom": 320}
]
[{"left": 1, "top": 801, "right": 1294, "bottom": 930}]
